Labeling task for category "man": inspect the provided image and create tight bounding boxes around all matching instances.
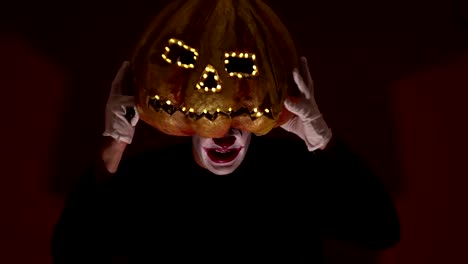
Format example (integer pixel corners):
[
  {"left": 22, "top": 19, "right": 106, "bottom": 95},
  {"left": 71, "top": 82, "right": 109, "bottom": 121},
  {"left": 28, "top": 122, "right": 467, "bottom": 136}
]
[
  {"left": 51, "top": 58, "right": 400, "bottom": 263},
  {"left": 101, "top": 58, "right": 332, "bottom": 176}
]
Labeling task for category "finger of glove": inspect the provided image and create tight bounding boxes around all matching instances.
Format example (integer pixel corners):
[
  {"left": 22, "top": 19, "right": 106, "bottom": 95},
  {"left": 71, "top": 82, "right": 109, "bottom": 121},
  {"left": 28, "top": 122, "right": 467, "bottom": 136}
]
[
  {"left": 130, "top": 106, "right": 139, "bottom": 127},
  {"left": 292, "top": 68, "right": 312, "bottom": 100},
  {"left": 284, "top": 98, "right": 321, "bottom": 122},
  {"left": 107, "top": 95, "right": 135, "bottom": 109},
  {"left": 299, "top": 57, "right": 314, "bottom": 91},
  {"left": 107, "top": 100, "right": 136, "bottom": 125},
  {"left": 110, "top": 61, "right": 130, "bottom": 96},
  {"left": 280, "top": 114, "right": 299, "bottom": 132},
  {"left": 114, "top": 110, "right": 134, "bottom": 126},
  {"left": 103, "top": 111, "right": 135, "bottom": 139},
  {"left": 284, "top": 98, "right": 310, "bottom": 118},
  {"left": 106, "top": 111, "right": 135, "bottom": 138}
]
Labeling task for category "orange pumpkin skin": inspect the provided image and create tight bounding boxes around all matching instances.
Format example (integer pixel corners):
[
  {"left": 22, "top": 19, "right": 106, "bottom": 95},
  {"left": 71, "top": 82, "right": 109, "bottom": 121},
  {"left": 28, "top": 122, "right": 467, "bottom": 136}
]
[{"left": 132, "top": 0, "right": 299, "bottom": 138}]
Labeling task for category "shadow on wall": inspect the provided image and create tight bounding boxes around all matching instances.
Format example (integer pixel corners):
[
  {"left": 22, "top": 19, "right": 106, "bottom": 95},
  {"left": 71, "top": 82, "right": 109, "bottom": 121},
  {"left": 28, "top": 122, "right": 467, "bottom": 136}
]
[
  {"left": 382, "top": 47, "right": 468, "bottom": 264},
  {"left": 1, "top": 35, "right": 69, "bottom": 264}
]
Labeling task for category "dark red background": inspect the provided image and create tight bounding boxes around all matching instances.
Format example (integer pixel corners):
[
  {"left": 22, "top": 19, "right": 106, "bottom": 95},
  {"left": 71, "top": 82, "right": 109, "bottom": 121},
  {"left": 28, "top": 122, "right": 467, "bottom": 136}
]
[{"left": 2, "top": 0, "right": 467, "bottom": 263}]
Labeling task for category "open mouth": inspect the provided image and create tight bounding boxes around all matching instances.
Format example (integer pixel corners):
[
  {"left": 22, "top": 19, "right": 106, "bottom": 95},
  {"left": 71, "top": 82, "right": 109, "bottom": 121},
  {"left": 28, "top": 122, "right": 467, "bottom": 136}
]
[{"left": 206, "top": 148, "right": 241, "bottom": 163}]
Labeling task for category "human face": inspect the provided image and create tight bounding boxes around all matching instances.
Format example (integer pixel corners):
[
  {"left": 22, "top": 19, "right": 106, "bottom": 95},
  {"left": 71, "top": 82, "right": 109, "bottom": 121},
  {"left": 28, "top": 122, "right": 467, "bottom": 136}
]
[{"left": 192, "top": 128, "right": 252, "bottom": 175}]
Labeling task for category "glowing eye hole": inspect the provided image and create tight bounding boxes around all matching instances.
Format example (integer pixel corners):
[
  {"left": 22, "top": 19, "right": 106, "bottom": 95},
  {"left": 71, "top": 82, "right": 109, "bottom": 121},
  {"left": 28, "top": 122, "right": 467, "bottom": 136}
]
[
  {"left": 224, "top": 52, "right": 258, "bottom": 77},
  {"left": 162, "top": 39, "right": 198, "bottom": 68}
]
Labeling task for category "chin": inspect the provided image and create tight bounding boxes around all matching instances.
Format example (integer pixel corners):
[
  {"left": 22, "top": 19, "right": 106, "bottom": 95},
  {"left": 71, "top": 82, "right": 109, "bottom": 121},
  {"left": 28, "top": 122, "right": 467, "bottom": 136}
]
[{"left": 207, "top": 167, "right": 236, "bottom": 176}]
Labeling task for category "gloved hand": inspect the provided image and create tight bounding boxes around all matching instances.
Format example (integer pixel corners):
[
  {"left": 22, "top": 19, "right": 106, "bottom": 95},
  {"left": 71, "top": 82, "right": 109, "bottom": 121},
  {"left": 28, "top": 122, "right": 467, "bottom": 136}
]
[
  {"left": 280, "top": 57, "right": 332, "bottom": 151},
  {"left": 102, "top": 61, "right": 139, "bottom": 144}
]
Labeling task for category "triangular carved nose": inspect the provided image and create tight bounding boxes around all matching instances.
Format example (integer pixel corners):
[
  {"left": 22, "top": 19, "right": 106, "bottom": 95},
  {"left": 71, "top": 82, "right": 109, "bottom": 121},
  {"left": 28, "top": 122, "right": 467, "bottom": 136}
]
[{"left": 196, "top": 64, "right": 222, "bottom": 93}]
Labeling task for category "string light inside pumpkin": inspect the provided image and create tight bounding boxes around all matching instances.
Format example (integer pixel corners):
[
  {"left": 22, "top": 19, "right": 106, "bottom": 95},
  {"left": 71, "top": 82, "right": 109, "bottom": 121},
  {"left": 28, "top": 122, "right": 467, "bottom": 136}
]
[
  {"left": 147, "top": 95, "right": 273, "bottom": 121},
  {"left": 196, "top": 64, "right": 222, "bottom": 93},
  {"left": 162, "top": 38, "right": 198, "bottom": 68},
  {"left": 224, "top": 52, "right": 258, "bottom": 78}
]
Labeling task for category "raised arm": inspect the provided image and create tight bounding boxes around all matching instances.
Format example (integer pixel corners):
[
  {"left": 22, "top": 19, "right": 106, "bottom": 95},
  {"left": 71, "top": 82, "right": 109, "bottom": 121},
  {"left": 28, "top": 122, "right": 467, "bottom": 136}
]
[{"left": 101, "top": 61, "right": 139, "bottom": 173}]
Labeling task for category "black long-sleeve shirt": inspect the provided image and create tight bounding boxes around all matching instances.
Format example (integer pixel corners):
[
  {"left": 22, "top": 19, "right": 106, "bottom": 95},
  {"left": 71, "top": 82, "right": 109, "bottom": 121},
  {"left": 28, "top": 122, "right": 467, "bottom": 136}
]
[{"left": 51, "top": 136, "right": 400, "bottom": 264}]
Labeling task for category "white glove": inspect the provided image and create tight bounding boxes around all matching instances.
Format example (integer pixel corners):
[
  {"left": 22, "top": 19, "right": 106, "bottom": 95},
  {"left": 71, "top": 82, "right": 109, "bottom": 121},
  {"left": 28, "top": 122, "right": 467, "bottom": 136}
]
[
  {"left": 102, "top": 61, "right": 139, "bottom": 144},
  {"left": 280, "top": 57, "right": 332, "bottom": 151}
]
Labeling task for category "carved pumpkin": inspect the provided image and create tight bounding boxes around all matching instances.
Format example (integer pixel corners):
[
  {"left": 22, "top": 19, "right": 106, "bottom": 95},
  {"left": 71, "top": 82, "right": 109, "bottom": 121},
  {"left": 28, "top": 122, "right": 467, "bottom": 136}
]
[{"left": 132, "top": 0, "right": 299, "bottom": 138}]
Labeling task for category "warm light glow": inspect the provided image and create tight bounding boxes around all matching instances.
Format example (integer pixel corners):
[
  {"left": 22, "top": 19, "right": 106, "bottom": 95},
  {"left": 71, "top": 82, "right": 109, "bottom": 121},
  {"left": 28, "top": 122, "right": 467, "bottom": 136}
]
[
  {"left": 148, "top": 96, "right": 272, "bottom": 120},
  {"left": 224, "top": 52, "right": 258, "bottom": 78},
  {"left": 162, "top": 38, "right": 198, "bottom": 68},
  {"left": 196, "top": 64, "right": 221, "bottom": 93}
]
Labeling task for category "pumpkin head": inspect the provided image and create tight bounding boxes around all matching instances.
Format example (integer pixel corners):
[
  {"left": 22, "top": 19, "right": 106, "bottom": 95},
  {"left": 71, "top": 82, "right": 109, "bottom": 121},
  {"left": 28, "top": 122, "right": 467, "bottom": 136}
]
[{"left": 132, "top": 0, "right": 299, "bottom": 138}]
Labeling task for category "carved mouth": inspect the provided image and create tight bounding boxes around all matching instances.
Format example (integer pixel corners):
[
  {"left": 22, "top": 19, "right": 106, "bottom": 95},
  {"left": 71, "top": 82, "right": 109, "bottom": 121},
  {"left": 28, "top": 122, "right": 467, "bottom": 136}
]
[{"left": 147, "top": 95, "right": 274, "bottom": 121}]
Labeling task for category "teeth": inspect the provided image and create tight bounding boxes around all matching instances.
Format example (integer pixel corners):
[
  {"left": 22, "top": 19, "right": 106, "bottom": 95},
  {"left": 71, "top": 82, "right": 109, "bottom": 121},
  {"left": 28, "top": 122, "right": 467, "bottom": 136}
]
[{"left": 215, "top": 149, "right": 231, "bottom": 153}]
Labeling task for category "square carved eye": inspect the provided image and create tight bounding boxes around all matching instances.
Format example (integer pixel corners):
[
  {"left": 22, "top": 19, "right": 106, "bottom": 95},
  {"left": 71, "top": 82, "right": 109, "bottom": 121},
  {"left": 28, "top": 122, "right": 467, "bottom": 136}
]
[
  {"left": 224, "top": 52, "right": 258, "bottom": 78},
  {"left": 161, "top": 38, "right": 198, "bottom": 68}
]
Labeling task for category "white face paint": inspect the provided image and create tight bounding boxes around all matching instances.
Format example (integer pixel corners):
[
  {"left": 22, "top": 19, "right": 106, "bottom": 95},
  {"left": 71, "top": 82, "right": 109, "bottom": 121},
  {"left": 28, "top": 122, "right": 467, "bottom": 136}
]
[{"left": 192, "top": 128, "right": 252, "bottom": 175}]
